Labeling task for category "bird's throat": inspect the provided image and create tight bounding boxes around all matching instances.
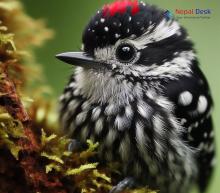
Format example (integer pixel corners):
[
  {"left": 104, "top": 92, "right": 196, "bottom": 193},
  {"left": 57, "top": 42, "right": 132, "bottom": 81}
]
[{"left": 73, "top": 67, "right": 143, "bottom": 105}]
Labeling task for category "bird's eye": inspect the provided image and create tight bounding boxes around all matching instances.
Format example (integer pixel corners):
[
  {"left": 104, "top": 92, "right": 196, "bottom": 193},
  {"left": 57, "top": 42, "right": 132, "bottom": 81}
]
[{"left": 116, "top": 43, "right": 136, "bottom": 63}]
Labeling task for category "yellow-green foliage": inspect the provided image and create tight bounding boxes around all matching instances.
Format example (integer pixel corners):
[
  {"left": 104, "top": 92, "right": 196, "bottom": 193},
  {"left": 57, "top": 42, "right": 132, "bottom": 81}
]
[
  {"left": 40, "top": 129, "right": 113, "bottom": 192},
  {"left": 0, "top": 110, "right": 24, "bottom": 159}
]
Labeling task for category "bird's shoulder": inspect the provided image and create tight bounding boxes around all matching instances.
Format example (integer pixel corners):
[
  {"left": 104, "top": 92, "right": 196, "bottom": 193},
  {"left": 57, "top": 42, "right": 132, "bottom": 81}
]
[
  {"left": 163, "top": 64, "right": 213, "bottom": 130},
  {"left": 162, "top": 64, "right": 215, "bottom": 192}
]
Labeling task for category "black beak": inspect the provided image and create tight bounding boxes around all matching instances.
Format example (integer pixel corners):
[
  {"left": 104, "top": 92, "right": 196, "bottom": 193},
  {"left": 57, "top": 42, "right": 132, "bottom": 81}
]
[{"left": 56, "top": 52, "right": 103, "bottom": 69}]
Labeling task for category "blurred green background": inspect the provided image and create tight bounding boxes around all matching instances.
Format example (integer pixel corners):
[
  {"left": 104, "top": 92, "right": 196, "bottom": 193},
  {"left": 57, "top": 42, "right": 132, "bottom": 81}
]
[{"left": 22, "top": 0, "right": 220, "bottom": 192}]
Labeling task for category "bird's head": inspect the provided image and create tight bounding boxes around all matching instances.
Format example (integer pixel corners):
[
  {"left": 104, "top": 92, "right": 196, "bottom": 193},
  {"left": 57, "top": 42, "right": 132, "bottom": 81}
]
[{"left": 56, "top": 0, "right": 196, "bottom": 98}]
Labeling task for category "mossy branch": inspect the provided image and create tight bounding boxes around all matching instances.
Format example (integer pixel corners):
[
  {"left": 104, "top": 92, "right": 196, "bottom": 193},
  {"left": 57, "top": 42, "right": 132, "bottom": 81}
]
[{"left": 0, "top": 1, "right": 157, "bottom": 193}]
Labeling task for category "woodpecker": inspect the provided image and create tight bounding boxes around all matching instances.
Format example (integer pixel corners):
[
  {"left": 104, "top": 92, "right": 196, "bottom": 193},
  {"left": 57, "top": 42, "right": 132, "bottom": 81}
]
[{"left": 56, "top": 1, "right": 215, "bottom": 193}]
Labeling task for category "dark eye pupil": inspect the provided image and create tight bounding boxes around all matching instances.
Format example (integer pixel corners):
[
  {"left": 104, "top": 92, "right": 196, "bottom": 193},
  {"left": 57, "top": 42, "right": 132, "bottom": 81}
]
[{"left": 116, "top": 44, "right": 136, "bottom": 63}]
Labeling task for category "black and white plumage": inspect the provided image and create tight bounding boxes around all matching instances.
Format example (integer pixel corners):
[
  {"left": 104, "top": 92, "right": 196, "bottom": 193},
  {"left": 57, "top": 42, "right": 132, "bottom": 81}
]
[{"left": 56, "top": 1, "right": 215, "bottom": 193}]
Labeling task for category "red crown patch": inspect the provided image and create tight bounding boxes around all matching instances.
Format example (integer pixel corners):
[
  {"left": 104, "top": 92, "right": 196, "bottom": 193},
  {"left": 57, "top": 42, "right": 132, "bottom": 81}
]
[{"left": 102, "top": 0, "right": 140, "bottom": 17}]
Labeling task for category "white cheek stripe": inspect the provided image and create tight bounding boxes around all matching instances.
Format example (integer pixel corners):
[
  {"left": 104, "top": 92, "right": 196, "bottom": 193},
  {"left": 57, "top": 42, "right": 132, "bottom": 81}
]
[
  {"left": 131, "top": 51, "right": 195, "bottom": 79},
  {"left": 131, "top": 19, "right": 181, "bottom": 50}
]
